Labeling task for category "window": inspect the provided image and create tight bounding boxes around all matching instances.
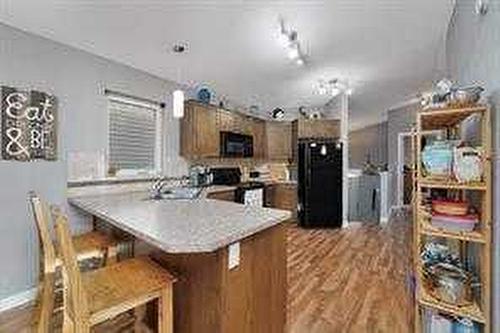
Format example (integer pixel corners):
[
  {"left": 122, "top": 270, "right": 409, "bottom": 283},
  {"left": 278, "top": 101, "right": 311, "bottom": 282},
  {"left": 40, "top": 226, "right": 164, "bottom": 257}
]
[{"left": 107, "top": 94, "right": 163, "bottom": 176}]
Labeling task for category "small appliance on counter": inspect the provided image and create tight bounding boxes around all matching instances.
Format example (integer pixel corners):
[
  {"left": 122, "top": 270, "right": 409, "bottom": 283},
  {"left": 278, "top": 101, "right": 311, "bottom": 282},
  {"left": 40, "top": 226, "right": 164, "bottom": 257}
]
[
  {"left": 189, "top": 165, "right": 212, "bottom": 187},
  {"left": 210, "top": 167, "right": 242, "bottom": 185}
]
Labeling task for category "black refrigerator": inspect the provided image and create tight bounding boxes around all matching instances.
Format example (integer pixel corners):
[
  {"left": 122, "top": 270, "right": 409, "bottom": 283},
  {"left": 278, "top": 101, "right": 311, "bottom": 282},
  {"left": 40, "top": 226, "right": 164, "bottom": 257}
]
[{"left": 298, "top": 139, "right": 343, "bottom": 228}]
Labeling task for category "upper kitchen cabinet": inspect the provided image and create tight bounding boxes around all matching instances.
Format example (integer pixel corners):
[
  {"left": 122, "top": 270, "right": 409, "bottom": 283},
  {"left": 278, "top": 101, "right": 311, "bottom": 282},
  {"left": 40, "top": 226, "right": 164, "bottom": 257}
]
[
  {"left": 290, "top": 118, "right": 340, "bottom": 163},
  {"left": 216, "top": 108, "right": 237, "bottom": 133},
  {"left": 181, "top": 100, "right": 266, "bottom": 160},
  {"left": 251, "top": 118, "right": 267, "bottom": 159},
  {"left": 292, "top": 119, "right": 340, "bottom": 139},
  {"left": 266, "top": 121, "right": 292, "bottom": 161},
  {"left": 180, "top": 100, "right": 219, "bottom": 158}
]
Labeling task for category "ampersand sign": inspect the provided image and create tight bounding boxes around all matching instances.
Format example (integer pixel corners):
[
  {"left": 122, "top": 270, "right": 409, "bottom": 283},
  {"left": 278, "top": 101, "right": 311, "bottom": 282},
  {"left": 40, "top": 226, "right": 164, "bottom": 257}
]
[{"left": 1, "top": 86, "right": 58, "bottom": 161}]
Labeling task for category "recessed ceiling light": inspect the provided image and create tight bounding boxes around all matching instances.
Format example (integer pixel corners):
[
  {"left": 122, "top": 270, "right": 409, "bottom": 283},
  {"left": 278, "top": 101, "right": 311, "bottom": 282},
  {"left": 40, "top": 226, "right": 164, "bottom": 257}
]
[
  {"left": 287, "top": 45, "right": 300, "bottom": 60},
  {"left": 172, "top": 43, "right": 187, "bottom": 53}
]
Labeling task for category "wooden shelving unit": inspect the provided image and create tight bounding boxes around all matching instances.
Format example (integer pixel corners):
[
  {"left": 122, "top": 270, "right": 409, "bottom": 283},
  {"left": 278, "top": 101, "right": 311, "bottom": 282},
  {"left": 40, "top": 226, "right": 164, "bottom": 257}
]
[{"left": 413, "top": 105, "right": 492, "bottom": 332}]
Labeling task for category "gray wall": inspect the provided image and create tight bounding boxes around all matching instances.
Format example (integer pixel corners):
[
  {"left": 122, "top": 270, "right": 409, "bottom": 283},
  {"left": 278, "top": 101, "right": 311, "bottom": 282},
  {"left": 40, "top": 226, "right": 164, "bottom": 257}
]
[
  {"left": 446, "top": 1, "right": 500, "bottom": 330},
  {"left": 0, "top": 23, "right": 187, "bottom": 300},
  {"left": 349, "top": 122, "right": 388, "bottom": 169},
  {"left": 387, "top": 102, "right": 419, "bottom": 207}
]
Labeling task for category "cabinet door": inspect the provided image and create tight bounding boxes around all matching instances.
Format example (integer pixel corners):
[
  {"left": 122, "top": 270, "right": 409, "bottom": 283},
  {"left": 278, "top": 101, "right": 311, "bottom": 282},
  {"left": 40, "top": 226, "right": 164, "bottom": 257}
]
[
  {"left": 217, "top": 109, "right": 235, "bottom": 132},
  {"left": 266, "top": 122, "right": 292, "bottom": 161},
  {"left": 264, "top": 185, "right": 276, "bottom": 207},
  {"left": 274, "top": 184, "right": 297, "bottom": 211},
  {"left": 252, "top": 119, "right": 267, "bottom": 159},
  {"left": 194, "top": 104, "right": 218, "bottom": 157},
  {"left": 180, "top": 105, "right": 194, "bottom": 157},
  {"left": 297, "top": 119, "right": 340, "bottom": 138},
  {"left": 239, "top": 114, "right": 252, "bottom": 135},
  {"left": 207, "top": 190, "right": 235, "bottom": 202}
]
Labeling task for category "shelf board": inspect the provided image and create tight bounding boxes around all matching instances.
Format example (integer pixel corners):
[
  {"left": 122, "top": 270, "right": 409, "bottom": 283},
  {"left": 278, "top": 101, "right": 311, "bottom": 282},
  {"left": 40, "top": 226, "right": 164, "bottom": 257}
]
[
  {"left": 419, "top": 218, "right": 486, "bottom": 243},
  {"left": 418, "top": 178, "right": 487, "bottom": 191},
  {"left": 418, "top": 287, "right": 485, "bottom": 323},
  {"left": 419, "top": 105, "right": 487, "bottom": 130}
]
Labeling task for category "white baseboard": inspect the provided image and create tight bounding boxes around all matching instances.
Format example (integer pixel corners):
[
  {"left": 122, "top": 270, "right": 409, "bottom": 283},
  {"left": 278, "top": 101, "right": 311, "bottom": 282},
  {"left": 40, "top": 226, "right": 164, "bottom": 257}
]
[{"left": 0, "top": 287, "right": 37, "bottom": 313}]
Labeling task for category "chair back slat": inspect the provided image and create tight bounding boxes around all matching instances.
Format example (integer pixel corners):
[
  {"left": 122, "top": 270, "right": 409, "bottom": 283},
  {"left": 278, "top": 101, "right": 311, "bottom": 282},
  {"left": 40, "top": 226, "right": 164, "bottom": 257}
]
[
  {"left": 53, "top": 210, "right": 89, "bottom": 326},
  {"left": 29, "top": 192, "right": 57, "bottom": 275}
]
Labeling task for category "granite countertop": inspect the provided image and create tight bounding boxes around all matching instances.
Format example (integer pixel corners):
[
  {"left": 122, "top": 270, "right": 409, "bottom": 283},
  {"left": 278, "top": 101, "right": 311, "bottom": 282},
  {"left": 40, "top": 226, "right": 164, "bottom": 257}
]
[{"left": 69, "top": 191, "right": 291, "bottom": 254}]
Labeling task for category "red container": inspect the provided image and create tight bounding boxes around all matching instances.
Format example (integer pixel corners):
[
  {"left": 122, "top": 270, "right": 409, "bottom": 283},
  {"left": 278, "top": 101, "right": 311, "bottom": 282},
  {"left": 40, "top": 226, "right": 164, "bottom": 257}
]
[{"left": 432, "top": 200, "right": 469, "bottom": 216}]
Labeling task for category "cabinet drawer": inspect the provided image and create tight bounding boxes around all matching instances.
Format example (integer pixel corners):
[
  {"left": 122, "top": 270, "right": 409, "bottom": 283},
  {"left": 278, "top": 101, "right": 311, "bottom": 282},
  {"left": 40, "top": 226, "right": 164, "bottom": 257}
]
[{"left": 207, "top": 190, "right": 235, "bottom": 202}]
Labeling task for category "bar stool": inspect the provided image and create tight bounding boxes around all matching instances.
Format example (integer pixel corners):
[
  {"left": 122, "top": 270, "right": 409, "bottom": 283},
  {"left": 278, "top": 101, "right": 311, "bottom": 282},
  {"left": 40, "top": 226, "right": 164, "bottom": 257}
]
[
  {"left": 54, "top": 211, "right": 175, "bottom": 333},
  {"left": 29, "top": 192, "right": 118, "bottom": 332}
]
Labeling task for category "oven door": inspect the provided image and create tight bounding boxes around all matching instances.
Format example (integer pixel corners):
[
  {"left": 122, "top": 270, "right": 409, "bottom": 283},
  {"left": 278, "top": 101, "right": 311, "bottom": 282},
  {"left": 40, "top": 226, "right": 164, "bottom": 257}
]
[{"left": 220, "top": 132, "right": 253, "bottom": 158}]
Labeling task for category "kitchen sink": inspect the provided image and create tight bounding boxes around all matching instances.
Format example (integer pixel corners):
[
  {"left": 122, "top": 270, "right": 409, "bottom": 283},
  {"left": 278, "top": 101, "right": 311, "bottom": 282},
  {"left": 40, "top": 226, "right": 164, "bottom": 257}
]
[{"left": 149, "top": 187, "right": 202, "bottom": 200}]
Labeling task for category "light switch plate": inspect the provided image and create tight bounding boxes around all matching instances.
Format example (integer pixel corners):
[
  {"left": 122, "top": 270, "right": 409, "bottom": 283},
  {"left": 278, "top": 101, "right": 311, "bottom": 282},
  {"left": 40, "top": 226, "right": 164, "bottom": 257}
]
[{"left": 228, "top": 242, "right": 240, "bottom": 270}]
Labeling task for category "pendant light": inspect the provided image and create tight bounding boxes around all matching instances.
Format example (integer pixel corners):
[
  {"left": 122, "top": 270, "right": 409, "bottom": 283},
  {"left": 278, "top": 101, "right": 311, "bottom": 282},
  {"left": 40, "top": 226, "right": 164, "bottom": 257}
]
[
  {"left": 173, "top": 90, "right": 184, "bottom": 118},
  {"left": 172, "top": 44, "right": 186, "bottom": 119}
]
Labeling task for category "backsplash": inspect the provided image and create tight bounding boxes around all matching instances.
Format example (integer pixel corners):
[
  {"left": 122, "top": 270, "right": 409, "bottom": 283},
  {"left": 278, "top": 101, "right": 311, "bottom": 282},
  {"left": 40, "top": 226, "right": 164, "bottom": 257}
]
[{"left": 189, "top": 159, "right": 291, "bottom": 182}]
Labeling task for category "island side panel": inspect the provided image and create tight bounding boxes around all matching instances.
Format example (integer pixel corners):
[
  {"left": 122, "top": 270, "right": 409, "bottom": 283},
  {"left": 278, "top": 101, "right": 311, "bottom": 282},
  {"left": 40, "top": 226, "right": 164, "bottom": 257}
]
[
  {"left": 222, "top": 222, "right": 287, "bottom": 333},
  {"left": 152, "top": 222, "right": 288, "bottom": 333},
  {"left": 151, "top": 250, "right": 225, "bottom": 333}
]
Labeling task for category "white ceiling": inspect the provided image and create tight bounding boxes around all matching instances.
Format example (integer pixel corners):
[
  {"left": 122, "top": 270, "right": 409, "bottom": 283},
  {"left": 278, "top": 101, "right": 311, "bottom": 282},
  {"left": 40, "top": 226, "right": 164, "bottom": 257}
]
[{"left": 0, "top": 0, "right": 455, "bottom": 129}]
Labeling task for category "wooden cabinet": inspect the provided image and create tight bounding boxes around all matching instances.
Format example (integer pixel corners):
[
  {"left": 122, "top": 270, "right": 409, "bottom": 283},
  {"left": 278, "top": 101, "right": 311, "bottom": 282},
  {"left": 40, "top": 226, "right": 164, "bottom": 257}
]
[
  {"left": 265, "top": 183, "right": 297, "bottom": 216},
  {"left": 292, "top": 119, "right": 340, "bottom": 139},
  {"left": 216, "top": 108, "right": 236, "bottom": 133},
  {"left": 264, "top": 185, "right": 275, "bottom": 208},
  {"left": 273, "top": 183, "right": 297, "bottom": 212},
  {"left": 180, "top": 101, "right": 219, "bottom": 158},
  {"left": 181, "top": 100, "right": 341, "bottom": 163},
  {"left": 206, "top": 189, "right": 235, "bottom": 202},
  {"left": 181, "top": 100, "right": 268, "bottom": 160},
  {"left": 252, "top": 118, "right": 267, "bottom": 159},
  {"left": 290, "top": 118, "right": 340, "bottom": 163},
  {"left": 266, "top": 121, "right": 292, "bottom": 161}
]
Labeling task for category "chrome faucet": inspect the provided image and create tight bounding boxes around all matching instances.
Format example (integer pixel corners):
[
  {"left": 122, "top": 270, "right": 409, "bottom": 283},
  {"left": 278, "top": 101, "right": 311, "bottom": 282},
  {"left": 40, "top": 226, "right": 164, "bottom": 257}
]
[{"left": 150, "top": 176, "right": 167, "bottom": 199}]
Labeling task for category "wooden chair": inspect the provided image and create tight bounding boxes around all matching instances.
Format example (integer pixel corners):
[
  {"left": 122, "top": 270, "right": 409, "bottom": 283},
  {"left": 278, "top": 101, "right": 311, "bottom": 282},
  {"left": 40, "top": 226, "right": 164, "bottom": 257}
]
[
  {"left": 29, "top": 192, "right": 118, "bottom": 333},
  {"left": 54, "top": 210, "right": 175, "bottom": 333}
]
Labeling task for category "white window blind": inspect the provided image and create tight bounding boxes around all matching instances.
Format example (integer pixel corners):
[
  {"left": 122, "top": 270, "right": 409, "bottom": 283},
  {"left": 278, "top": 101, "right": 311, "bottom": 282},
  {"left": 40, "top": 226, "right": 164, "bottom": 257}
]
[{"left": 108, "top": 96, "right": 162, "bottom": 173}]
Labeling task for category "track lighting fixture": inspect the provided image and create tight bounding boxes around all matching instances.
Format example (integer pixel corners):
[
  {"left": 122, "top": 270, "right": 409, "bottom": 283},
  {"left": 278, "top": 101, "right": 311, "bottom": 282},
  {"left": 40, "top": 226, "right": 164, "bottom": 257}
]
[
  {"left": 316, "top": 79, "right": 352, "bottom": 96},
  {"left": 278, "top": 18, "right": 305, "bottom": 65}
]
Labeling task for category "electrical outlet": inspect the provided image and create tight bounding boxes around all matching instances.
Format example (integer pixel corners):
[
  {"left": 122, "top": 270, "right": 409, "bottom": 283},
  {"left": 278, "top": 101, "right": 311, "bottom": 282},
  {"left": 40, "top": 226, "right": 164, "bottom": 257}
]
[{"left": 228, "top": 242, "right": 240, "bottom": 270}]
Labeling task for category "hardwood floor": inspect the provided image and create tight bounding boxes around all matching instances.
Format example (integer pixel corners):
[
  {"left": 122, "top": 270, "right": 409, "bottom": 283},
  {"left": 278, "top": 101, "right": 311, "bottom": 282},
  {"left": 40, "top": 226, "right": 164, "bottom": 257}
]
[
  {"left": 0, "top": 214, "right": 413, "bottom": 333},
  {"left": 287, "top": 216, "right": 413, "bottom": 333}
]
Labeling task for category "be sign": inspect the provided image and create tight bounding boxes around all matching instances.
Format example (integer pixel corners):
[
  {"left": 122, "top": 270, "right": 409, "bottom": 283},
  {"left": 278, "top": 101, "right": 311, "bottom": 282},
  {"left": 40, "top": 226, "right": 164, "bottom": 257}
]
[{"left": 1, "top": 86, "right": 57, "bottom": 161}]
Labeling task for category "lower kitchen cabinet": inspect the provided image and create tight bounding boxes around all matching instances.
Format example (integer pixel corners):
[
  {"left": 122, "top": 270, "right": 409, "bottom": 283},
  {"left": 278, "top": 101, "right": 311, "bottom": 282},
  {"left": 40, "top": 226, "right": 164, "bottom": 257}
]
[
  {"left": 265, "top": 183, "right": 297, "bottom": 216},
  {"left": 207, "top": 189, "right": 235, "bottom": 202}
]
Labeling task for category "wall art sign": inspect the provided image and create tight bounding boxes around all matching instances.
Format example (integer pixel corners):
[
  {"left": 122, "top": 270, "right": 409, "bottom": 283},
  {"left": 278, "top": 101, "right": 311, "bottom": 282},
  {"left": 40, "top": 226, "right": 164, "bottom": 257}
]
[{"left": 1, "top": 86, "right": 57, "bottom": 161}]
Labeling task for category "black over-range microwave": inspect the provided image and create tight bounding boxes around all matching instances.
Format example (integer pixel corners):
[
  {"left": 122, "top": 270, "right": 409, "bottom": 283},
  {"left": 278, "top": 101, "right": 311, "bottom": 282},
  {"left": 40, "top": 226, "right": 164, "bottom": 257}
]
[{"left": 220, "top": 131, "right": 254, "bottom": 158}]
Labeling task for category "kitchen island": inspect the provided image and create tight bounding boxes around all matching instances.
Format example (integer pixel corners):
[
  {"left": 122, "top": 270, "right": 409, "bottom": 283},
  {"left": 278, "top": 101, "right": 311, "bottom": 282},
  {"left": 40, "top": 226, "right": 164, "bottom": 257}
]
[{"left": 69, "top": 191, "right": 291, "bottom": 333}]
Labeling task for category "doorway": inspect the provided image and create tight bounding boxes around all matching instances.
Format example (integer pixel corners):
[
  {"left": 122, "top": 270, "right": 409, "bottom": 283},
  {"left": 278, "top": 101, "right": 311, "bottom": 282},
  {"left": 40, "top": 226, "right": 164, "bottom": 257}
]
[{"left": 396, "top": 130, "right": 442, "bottom": 207}]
